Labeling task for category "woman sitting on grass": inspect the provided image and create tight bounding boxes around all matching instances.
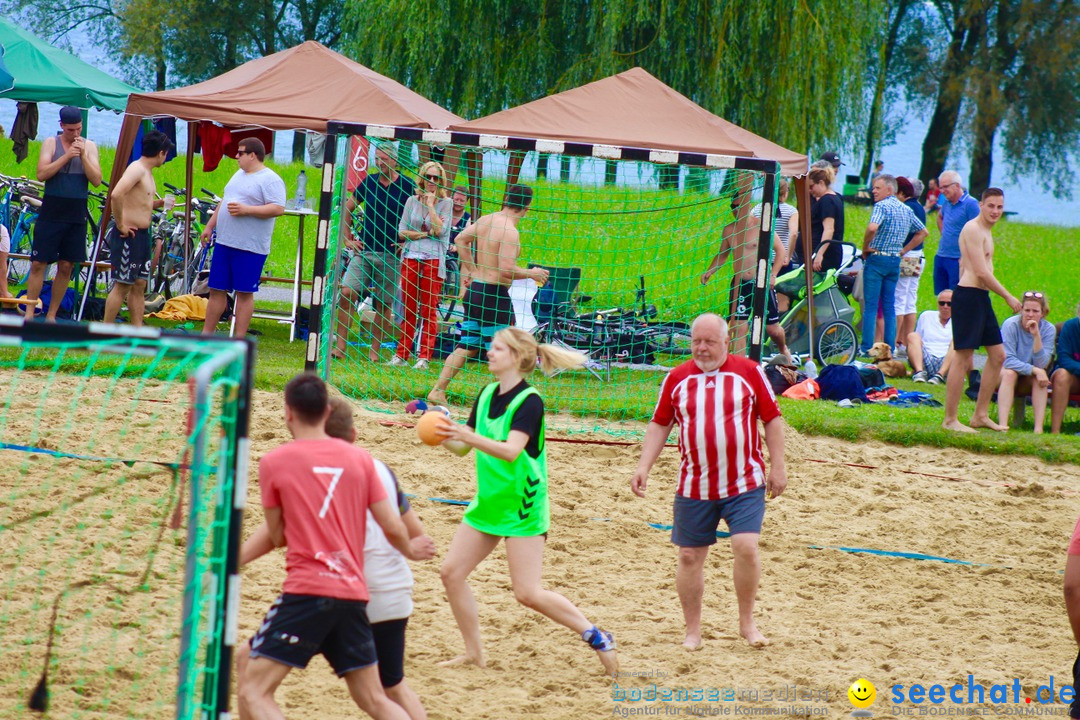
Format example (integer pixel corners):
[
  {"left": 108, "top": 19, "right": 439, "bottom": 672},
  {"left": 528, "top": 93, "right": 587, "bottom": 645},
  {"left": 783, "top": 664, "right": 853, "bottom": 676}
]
[
  {"left": 997, "top": 290, "right": 1056, "bottom": 433},
  {"left": 434, "top": 327, "right": 619, "bottom": 676}
]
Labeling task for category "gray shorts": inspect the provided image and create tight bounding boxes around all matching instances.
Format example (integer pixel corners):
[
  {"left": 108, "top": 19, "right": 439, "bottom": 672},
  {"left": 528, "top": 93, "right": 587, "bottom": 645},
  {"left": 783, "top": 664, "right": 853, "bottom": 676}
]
[
  {"left": 342, "top": 250, "right": 398, "bottom": 308},
  {"left": 671, "top": 486, "right": 766, "bottom": 547}
]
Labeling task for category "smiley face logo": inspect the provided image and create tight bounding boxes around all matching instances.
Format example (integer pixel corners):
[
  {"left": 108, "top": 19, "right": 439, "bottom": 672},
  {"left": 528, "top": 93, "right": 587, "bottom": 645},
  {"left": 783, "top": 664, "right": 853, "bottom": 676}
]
[{"left": 848, "top": 678, "right": 876, "bottom": 709}]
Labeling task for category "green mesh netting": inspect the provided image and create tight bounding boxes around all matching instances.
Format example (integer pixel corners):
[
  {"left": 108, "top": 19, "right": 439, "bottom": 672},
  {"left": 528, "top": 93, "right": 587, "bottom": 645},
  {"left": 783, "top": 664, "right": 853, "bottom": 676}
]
[
  {"left": 319, "top": 135, "right": 784, "bottom": 425},
  {"left": 0, "top": 333, "right": 249, "bottom": 719}
]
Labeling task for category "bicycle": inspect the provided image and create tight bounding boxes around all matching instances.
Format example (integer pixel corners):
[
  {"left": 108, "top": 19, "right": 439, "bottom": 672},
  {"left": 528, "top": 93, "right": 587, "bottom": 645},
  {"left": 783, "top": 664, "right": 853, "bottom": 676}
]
[{"left": 150, "top": 184, "right": 219, "bottom": 298}]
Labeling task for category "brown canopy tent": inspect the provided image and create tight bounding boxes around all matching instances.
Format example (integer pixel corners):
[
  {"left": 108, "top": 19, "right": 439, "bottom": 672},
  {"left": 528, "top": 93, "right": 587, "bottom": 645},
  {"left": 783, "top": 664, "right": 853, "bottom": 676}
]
[
  {"left": 449, "top": 68, "right": 814, "bottom": 360},
  {"left": 88, "top": 41, "right": 461, "bottom": 317},
  {"left": 449, "top": 67, "right": 807, "bottom": 178}
]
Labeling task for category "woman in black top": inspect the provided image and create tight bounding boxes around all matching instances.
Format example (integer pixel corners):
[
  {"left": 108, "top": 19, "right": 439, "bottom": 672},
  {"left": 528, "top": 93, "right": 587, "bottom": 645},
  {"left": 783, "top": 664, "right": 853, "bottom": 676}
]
[{"left": 807, "top": 166, "right": 844, "bottom": 272}]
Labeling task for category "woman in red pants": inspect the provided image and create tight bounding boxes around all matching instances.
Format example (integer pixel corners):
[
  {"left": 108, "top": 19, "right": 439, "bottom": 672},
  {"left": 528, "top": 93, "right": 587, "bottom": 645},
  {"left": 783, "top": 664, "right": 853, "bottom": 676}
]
[{"left": 392, "top": 161, "right": 453, "bottom": 369}]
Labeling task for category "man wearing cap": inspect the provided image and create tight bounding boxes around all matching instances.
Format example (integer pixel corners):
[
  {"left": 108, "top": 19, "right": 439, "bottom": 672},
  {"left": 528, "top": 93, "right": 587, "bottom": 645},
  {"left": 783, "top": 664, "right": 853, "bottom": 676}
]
[
  {"left": 820, "top": 151, "right": 843, "bottom": 177},
  {"left": 25, "top": 106, "right": 102, "bottom": 321},
  {"left": 933, "top": 170, "right": 980, "bottom": 294},
  {"left": 859, "top": 174, "right": 927, "bottom": 355}
]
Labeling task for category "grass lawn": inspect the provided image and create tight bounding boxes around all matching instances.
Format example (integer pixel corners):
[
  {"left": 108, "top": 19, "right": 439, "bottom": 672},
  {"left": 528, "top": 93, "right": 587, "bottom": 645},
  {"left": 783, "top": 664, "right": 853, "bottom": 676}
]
[{"left": 3, "top": 142, "right": 1077, "bottom": 464}]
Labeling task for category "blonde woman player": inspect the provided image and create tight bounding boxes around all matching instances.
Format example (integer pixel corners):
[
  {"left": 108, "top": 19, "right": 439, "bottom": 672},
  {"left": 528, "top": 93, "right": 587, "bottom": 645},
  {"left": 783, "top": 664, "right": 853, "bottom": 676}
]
[{"left": 435, "top": 327, "right": 619, "bottom": 675}]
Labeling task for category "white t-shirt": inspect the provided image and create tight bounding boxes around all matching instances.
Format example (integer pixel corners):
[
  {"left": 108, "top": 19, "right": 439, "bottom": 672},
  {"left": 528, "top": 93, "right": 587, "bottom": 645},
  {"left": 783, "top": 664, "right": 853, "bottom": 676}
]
[
  {"left": 0, "top": 224, "right": 9, "bottom": 253},
  {"left": 364, "top": 460, "right": 414, "bottom": 623},
  {"left": 915, "top": 310, "right": 952, "bottom": 358},
  {"left": 215, "top": 167, "right": 287, "bottom": 255}
]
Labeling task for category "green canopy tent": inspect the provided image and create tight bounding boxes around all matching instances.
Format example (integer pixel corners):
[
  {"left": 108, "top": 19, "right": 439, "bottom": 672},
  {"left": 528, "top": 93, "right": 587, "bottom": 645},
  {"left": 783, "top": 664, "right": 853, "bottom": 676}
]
[
  {"left": 0, "top": 45, "right": 14, "bottom": 93},
  {"left": 0, "top": 18, "right": 137, "bottom": 111}
]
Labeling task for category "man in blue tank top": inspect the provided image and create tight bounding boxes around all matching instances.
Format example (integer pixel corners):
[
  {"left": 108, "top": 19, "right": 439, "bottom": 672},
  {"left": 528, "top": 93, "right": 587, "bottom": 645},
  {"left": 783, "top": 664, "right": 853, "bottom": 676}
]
[{"left": 25, "top": 106, "right": 103, "bottom": 321}]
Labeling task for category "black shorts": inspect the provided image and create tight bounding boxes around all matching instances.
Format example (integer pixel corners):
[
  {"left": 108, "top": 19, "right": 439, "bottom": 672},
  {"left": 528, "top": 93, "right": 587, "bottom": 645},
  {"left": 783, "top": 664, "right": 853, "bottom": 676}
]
[
  {"left": 249, "top": 593, "right": 377, "bottom": 677},
  {"left": 371, "top": 618, "right": 408, "bottom": 688},
  {"left": 108, "top": 226, "right": 152, "bottom": 285},
  {"left": 31, "top": 218, "right": 87, "bottom": 264},
  {"left": 729, "top": 277, "right": 780, "bottom": 325},
  {"left": 459, "top": 281, "right": 514, "bottom": 349},
  {"left": 951, "top": 286, "right": 1002, "bottom": 350}
]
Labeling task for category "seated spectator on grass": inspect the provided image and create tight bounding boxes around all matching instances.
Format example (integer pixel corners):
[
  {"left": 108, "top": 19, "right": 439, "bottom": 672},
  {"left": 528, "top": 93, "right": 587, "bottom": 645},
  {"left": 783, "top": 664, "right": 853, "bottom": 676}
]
[
  {"left": 908, "top": 289, "right": 954, "bottom": 384},
  {"left": 1051, "top": 300, "right": 1080, "bottom": 435},
  {"left": 998, "top": 291, "right": 1056, "bottom": 433}
]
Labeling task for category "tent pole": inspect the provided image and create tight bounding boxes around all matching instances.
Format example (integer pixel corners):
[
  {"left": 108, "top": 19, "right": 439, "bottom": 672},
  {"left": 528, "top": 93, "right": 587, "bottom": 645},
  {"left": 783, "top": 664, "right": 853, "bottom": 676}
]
[
  {"left": 183, "top": 122, "right": 196, "bottom": 295},
  {"left": 795, "top": 175, "right": 815, "bottom": 361}
]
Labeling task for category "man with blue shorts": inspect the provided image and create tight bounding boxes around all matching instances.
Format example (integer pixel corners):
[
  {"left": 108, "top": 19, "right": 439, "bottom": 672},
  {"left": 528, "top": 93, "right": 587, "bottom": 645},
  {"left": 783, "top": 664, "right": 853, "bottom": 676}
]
[
  {"left": 933, "top": 170, "right": 980, "bottom": 294},
  {"left": 631, "top": 313, "right": 787, "bottom": 650},
  {"left": 201, "top": 137, "right": 286, "bottom": 337}
]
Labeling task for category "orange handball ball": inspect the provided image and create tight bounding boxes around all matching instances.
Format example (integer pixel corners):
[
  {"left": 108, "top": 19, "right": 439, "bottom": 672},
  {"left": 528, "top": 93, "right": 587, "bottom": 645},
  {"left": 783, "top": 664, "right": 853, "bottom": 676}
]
[{"left": 416, "top": 410, "right": 451, "bottom": 446}]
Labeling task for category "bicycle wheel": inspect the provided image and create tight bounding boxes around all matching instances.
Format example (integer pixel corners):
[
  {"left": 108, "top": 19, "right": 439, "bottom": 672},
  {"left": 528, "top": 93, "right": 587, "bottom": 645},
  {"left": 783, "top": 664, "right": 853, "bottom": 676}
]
[
  {"left": 815, "top": 319, "right": 857, "bottom": 365},
  {"left": 8, "top": 224, "right": 32, "bottom": 285},
  {"left": 646, "top": 322, "right": 692, "bottom": 356}
]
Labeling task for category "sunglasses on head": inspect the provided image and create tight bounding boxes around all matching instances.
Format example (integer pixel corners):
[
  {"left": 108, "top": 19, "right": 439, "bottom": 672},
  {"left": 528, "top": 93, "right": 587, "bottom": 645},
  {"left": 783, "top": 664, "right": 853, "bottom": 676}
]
[
  {"left": 1023, "top": 291, "right": 1044, "bottom": 299},
  {"left": 938, "top": 301, "right": 951, "bottom": 307}
]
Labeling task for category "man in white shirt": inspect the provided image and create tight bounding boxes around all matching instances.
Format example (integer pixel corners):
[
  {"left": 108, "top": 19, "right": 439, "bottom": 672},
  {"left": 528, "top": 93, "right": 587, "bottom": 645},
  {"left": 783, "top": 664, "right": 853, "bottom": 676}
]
[{"left": 907, "top": 289, "right": 954, "bottom": 383}]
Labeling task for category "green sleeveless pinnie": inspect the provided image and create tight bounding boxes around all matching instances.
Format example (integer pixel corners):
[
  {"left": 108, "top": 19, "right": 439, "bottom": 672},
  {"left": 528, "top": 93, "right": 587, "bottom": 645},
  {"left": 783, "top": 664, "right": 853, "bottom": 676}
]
[{"left": 463, "top": 383, "right": 549, "bottom": 536}]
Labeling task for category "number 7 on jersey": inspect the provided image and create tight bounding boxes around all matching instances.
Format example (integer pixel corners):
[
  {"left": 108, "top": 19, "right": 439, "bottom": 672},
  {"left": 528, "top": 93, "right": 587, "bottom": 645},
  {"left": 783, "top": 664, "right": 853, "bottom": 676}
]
[{"left": 315, "top": 466, "right": 345, "bottom": 518}]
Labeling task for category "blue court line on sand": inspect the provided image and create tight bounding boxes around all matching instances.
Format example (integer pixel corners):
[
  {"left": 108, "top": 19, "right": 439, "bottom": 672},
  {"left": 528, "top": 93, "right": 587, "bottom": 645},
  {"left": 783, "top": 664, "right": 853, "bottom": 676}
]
[
  {"left": 0, "top": 442, "right": 184, "bottom": 470},
  {"left": 416, "top": 497, "right": 993, "bottom": 568}
]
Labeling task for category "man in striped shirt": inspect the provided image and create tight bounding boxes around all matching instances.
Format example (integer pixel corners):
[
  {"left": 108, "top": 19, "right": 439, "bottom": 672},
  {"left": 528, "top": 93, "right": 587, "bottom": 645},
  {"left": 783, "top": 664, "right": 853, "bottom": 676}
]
[{"left": 630, "top": 314, "right": 787, "bottom": 650}]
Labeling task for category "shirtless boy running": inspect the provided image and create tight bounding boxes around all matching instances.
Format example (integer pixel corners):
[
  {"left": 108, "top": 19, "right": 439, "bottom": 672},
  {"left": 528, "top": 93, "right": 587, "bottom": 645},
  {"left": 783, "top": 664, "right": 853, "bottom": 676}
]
[
  {"left": 700, "top": 186, "right": 791, "bottom": 360},
  {"left": 104, "top": 130, "right": 173, "bottom": 327},
  {"left": 942, "top": 187, "right": 1022, "bottom": 433},
  {"left": 427, "top": 184, "right": 548, "bottom": 406}
]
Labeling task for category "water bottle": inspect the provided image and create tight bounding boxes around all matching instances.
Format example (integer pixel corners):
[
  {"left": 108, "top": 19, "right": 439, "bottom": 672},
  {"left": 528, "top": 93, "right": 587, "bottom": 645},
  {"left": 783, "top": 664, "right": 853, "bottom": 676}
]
[{"left": 294, "top": 170, "right": 307, "bottom": 210}]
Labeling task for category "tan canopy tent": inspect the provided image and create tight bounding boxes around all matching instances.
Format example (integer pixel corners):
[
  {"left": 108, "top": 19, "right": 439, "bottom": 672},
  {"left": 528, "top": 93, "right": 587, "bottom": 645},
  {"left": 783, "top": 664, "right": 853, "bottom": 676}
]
[
  {"left": 450, "top": 67, "right": 808, "bottom": 179},
  {"left": 90, "top": 41, "right": 462, "bottom": 319},
  {"left": 446, "top": 68, "right": 818, "bottom": 360}
]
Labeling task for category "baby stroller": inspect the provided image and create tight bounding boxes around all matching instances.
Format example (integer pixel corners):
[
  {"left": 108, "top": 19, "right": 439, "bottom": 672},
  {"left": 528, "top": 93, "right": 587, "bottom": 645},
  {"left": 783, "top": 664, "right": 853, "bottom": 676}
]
[{"left": 766, "top": 241, "right": 860, "bottom": 365}]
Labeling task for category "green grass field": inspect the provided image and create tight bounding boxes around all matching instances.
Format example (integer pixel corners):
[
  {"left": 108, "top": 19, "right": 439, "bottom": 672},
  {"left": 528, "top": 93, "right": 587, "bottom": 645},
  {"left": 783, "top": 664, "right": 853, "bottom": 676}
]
[{"left": 2, "top": 140, "right": 1077, "bottom": 462}]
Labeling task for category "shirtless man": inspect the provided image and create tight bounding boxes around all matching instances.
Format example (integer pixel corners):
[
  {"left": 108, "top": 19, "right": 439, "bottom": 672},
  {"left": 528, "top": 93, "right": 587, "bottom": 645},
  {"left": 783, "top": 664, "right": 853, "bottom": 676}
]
[
  {"left": 427, "top": 184, "right": 549, "bottom": 405},
  {"left": 25, "top": 106, "right": 103, "bottom": 319},
  {"left": 700, "top": 187, "right": 791, "bottom": 361},
  {"left": 104, "top": 130, "right": 173, "bottom": 327},
  {"left": 942, "top": 187, "right": 1022, "bottom": 433}
]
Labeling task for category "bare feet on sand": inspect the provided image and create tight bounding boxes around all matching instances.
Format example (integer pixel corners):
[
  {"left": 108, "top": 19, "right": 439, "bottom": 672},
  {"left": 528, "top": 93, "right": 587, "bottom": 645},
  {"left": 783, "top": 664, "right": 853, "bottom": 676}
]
[
  {"left": 682, "top": 634, "right": 702, "bottom": 651},
  {"left": 596, "top": 648, "right": 619, "bottom": 677},
  {"left": 437, "top": 654, "right": 485, "bottom": 669},
  {"left": 427, "top": 389, "right": 448, "bottom": 406},
  {"left": 969, "top": 415, "right": 1008, "bottom": 432},
  {"left": 740, "top": 625, "right": 770, "bottom": 649},
  {"left": 942, "top": 419, "right": 977, "bottom": 433}
]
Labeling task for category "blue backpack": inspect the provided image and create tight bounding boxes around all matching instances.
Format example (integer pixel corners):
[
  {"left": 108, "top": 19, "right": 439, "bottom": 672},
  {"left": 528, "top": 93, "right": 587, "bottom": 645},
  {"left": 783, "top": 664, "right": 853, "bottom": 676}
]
[{"left": 816, "top": 364, "right": 868, "bottom": 402}]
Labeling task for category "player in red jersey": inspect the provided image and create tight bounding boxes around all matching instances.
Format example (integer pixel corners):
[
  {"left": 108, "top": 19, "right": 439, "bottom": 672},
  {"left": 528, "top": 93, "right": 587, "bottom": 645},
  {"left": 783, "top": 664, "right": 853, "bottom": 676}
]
[
  {"left": 630, "top": 314, "right": 787, "bottom": 651},
  {"left": 241, "top": 373, "right": 435, "bottom": 720}
]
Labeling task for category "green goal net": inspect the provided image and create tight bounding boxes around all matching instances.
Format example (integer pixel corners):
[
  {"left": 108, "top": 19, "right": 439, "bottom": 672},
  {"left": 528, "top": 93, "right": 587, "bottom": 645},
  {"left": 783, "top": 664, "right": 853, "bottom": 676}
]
[
  {"left": 0, "top": 322, "right": 252, "bottom": 719},
  {"left": 312, "top": 128, "right": 780, "bottom": 425}
]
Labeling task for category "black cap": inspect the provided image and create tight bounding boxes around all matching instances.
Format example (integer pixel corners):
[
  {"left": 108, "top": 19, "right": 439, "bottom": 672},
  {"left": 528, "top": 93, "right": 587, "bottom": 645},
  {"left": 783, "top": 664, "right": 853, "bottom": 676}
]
[
  {"left": 820, "top": 151, "right": 843, "bottom": 167},
  {"left": 59, "top": 106, "right": 82, "bottom": 124}
]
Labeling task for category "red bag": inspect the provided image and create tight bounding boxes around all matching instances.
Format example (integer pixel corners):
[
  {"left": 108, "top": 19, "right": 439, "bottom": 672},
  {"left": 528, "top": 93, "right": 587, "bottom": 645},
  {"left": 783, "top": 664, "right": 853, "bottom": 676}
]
[{"left": 781, "top": 378, "right": 820, "bottom": 400}]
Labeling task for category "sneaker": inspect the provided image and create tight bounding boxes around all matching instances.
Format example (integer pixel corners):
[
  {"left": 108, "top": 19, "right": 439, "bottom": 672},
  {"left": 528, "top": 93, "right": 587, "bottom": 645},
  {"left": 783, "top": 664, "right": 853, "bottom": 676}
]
[
  {"left": 928, "top": 373, "right": 945, "bottom": 385},
  {"left": 911, "top": 370, "right": 928, "bottom": 383},
  {"left": 894, "top": 346, "right": 908, "bottom": 360},
  {"left": 413, "top": 358, "right": 429, "bottom": 370},
  {"left": 582, "top": 626, "right": 616, "bottom": 652},
  {"left": 387, "top": 356, "right": 407, "bottom": 367}
]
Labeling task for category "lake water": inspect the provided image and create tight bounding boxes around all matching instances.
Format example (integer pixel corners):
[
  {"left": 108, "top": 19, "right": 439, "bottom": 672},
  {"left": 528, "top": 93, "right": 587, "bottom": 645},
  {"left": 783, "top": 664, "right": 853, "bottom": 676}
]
[{"left": 2, "top": 79, "right": 1076, "bottom": 227}]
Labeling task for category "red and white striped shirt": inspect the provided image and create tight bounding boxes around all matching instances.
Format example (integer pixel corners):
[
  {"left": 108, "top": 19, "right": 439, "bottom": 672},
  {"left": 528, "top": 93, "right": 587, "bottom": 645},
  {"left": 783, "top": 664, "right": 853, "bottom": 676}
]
[{"left": 651, "top": 355, "right": 781, "bottom": 500}]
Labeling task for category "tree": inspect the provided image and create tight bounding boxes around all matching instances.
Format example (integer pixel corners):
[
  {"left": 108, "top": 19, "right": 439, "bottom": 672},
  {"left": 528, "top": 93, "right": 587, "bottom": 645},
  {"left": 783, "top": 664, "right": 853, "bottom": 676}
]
[
  {"left": 858, "top": 0, "right": 914, "bottom": 182},
  {"left": 966, "top": 0, "right": 1079, "bottom": 197},
  {"left": 916, "top": 0, "right": 991, "bottom": 185},
  {"left": 342, "top": 0, "right": 884, "bottom": 158}
]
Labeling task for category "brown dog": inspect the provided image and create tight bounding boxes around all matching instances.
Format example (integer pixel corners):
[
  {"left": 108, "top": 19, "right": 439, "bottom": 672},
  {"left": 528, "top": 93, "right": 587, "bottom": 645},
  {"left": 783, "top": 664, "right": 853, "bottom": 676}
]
[{"left": 867, "top": 342, "right": 909, "bottom": 378}]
